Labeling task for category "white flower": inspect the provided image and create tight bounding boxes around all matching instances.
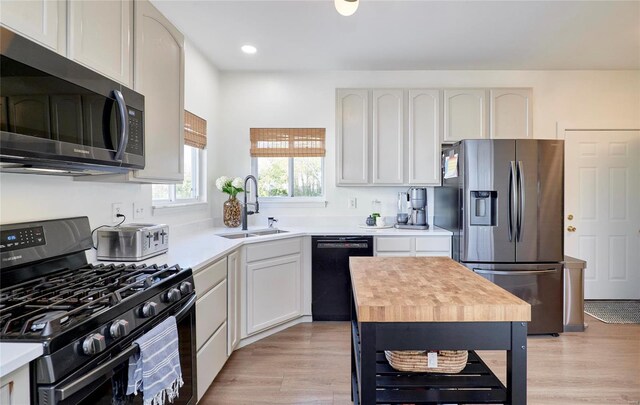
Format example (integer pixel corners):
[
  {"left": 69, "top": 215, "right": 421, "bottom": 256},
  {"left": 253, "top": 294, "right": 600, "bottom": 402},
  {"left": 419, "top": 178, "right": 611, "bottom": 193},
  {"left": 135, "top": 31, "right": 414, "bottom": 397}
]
[
  {"left": 215, "top": 176, "right": 229, "bottom": 191},
  {"left": 232, "top": 177, "right": 243, "bottom": 189}
]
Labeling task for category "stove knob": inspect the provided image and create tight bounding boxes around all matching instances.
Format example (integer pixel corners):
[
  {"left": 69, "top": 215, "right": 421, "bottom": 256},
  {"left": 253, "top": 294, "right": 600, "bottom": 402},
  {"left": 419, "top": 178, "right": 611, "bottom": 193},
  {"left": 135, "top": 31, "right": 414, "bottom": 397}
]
[
  {"left": 82, "top": 333, "right": 106, "bottom": 355},
  {"left": 179, "top": 281, "right": 193, "bottom": 295},
  {"left": 162, "top": 288, "right": 181, "bottom": 303},
  {"left": 109, "top": 319, "right": 130, "bottom": 339},
  {"left": 140, "top": 301, "right": 158, "bottom": 318}
]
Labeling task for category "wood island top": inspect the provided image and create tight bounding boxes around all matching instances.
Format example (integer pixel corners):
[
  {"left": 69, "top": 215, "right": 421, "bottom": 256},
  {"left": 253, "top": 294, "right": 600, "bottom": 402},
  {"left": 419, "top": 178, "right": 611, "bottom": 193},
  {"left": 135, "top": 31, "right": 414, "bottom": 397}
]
[{"left": 349, "top": 257, "right": 531, "bottom": 323}]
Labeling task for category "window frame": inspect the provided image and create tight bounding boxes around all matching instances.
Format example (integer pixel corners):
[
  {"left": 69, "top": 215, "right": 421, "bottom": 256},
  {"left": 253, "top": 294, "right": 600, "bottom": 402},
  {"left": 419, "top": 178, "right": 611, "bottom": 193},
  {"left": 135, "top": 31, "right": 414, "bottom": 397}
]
[
  {"left": 251, "top": 156, "right": 326, "bottom": 206},
  {"left": 152, "top": 145, "right": 207, "bottom": 207}
]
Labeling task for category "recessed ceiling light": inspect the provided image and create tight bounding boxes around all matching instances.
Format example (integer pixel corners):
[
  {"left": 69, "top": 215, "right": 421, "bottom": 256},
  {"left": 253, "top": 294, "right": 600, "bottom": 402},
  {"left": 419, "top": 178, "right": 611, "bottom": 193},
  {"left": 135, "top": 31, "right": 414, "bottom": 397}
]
[
  {"left": 241, "top": 45, "right": 257, "bottom": 55},
  {"left": 335, "top": 0, "right": 359, "bottom": 16}
]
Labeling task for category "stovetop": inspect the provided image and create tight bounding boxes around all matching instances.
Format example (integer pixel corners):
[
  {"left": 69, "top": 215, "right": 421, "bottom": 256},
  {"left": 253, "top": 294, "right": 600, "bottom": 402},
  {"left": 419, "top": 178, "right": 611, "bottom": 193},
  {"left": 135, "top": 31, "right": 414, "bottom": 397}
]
[{"left": 0, "top": 263, "right": 187, "bottom": 341}]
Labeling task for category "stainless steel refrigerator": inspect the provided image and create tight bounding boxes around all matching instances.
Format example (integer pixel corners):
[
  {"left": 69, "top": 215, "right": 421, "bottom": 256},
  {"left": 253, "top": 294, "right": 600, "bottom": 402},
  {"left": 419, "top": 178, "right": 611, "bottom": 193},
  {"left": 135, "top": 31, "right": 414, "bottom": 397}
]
[{"left": 435, "top": 139, "right": 564, "bottom": 334}]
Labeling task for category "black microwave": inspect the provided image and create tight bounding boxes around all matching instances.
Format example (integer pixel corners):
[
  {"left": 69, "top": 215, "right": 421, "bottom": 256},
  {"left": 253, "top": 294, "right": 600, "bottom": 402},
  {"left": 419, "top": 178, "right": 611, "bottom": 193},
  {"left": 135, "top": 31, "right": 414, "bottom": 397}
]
[{"left": 0, "top": 27, "right": 144, "bottom": 175}]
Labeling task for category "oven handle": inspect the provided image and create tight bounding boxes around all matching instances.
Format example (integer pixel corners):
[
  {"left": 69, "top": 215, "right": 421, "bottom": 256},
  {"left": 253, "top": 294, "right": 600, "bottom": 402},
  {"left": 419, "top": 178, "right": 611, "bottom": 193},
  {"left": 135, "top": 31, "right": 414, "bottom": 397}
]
[
  {"left": 56, "top": 294, "right": 195, "bottom": 401},
  {"left": 175, "top": 294, "right": 196, "bottom": 319},
  {"left": 55, "top": 343, "right": 139, "bottom": 401}
]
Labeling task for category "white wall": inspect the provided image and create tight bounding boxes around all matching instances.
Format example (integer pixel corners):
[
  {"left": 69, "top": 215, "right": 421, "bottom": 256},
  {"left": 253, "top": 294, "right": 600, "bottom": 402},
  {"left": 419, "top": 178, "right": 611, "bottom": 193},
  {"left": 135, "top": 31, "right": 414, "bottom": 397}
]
[
  {"left": 218, "top": 70, "right": 640, "bottom": 226},
  {"left": 0, "top": 40, "right": 220, "bottom": 232}
]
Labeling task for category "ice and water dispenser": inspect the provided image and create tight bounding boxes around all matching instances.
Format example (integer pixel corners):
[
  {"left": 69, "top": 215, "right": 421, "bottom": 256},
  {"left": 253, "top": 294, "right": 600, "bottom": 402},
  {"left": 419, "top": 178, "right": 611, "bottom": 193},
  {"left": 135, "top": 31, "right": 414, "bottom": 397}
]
[{"left": 470, "top": 191, "right": 497, "bottom": 226}]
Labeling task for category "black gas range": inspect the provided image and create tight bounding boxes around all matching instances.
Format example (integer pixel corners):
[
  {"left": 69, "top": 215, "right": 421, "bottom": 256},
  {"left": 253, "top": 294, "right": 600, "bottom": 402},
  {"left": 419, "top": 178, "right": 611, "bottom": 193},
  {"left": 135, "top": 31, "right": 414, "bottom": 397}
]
[{"left": 0, "top": 217, "right": 197, "bottom": 405}]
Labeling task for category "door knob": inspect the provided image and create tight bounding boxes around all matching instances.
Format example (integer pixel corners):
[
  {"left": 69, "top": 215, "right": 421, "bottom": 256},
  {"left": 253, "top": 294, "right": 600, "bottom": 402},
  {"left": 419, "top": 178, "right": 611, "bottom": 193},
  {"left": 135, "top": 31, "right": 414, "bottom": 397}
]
[
  {"left": 567, "top": 214, "right": 574, "bottom": 220},
  {"left": 567, "top": 226, "right": 576, "bottom": 232}
]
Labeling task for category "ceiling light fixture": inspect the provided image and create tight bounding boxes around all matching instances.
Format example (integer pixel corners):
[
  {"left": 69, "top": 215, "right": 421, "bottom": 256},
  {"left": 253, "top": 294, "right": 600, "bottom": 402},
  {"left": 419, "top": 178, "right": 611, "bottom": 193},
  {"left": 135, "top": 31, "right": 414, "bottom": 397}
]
[
  {"left": 241, "top": 45, "right": 257, "bottom": 55},
  {"left": 335, "top": 0, "right": 359, "bottom": 16}
]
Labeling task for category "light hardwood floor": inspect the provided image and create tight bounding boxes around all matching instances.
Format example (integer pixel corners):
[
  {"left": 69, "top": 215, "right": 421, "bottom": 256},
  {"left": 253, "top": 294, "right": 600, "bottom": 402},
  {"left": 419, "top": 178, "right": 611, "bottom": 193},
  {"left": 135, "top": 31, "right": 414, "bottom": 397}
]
[{"left": 200, "top": 316, "right": 640, "bottom": 404}]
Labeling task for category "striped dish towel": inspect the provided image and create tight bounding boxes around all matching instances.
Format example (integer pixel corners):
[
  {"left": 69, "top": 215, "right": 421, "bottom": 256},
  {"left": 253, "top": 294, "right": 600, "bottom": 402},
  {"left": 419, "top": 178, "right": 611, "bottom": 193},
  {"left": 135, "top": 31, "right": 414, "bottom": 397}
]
[{"left": 126, "top": 316, "right": 184, "bottom": 405}]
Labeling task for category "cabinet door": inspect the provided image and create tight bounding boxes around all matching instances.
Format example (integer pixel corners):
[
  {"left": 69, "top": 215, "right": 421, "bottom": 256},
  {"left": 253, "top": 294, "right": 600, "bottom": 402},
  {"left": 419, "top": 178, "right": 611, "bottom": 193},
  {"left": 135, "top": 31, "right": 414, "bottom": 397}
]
[
  {"left": 443, "top": 89, "right": 487, "bottom": 142},
  {"left": 68, "top": 0, "right": 133, "bottom": 87},
  {"left": 227, "top": 250, "right": 240, "bottom": 355},
  {"left": 247, "top": 254, "right": 301, "bottom": 335},
  {"left": 132, "top": 0, "right": 184, "bottom": 182},
  {"left": 0, "top": 365, "right": 30, "bottom": 405},
  {"left": 336, "top": 89, "right": 368, "bottom": 185},
  {"left": 0, "top": 0, "right": 65, "bottom": 54},
  {"left": 490, "top": 88, "right": 532, "bottom": 139},
  {"left": 372, "top": 89, "right": 403, "bottom": 184},
  {"left": 408, "top": 89, "right": 441, "bottom": 185}
]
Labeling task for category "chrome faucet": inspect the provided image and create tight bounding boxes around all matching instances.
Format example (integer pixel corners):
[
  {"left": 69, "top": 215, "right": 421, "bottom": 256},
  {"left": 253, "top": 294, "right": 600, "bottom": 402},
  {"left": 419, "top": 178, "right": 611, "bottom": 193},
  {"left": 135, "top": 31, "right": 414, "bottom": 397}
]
[{"left": 241, "top": 175, "right": 259, "bottom": 231}]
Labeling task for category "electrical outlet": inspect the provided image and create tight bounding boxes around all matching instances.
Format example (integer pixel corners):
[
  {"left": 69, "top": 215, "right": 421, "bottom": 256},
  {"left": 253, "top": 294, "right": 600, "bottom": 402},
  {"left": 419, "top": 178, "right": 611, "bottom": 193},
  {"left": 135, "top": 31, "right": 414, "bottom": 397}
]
[
  {"left": 348, "top": 197, "right": 357, "bottom": 209},
  {"left": 133, "top": 202, "right": 146, "bottom": 220},
  {"left": 112, "top": 203, "right": 124, "bottom": 224}
]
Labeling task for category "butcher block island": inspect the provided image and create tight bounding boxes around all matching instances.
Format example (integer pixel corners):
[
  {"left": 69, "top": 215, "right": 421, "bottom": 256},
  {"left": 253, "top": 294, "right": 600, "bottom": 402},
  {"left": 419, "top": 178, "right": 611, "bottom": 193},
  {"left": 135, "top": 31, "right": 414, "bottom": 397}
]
[{"left": 349, "top": 257, "right": 531, "bottom": 405}]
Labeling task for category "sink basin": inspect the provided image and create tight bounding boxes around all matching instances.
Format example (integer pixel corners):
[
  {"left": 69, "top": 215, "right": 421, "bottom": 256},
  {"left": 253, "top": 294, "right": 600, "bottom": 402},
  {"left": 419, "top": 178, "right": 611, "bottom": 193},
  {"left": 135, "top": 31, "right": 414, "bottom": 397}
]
[
  {"left": 218, "top": 229, "right": 288, "bottom": 239},
  {"left": 219, "top": 233, "right": 259, "bottom": 239},
  {"left": 251, "top": 229, "right": 289, "bottom": 236}
]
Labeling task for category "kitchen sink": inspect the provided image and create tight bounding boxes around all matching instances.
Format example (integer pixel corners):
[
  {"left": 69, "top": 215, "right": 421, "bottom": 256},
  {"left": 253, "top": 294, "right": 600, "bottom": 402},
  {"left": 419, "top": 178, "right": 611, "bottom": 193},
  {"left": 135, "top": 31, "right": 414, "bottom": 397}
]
[
  {"left": 251, "top": 229, "right": 289, "bottom": 236},
  {"left": 218, "top": 229, "right": 288, "bottom": 239}
]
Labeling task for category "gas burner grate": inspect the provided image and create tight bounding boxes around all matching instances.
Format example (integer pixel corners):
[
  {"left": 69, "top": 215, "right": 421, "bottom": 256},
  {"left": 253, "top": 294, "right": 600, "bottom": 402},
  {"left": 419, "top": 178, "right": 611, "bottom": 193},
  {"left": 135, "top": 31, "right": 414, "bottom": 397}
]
[{"left": 0, "top": 263, "right": 185, "bottom": 338}]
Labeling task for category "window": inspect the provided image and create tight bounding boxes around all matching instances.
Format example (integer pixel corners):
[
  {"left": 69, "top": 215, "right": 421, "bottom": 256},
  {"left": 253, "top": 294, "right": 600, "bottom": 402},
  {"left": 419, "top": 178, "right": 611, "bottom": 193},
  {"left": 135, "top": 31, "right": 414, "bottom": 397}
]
[
  {"left": 152, "top": 111, "right": 207, "bottom": 206},
  {"left": 250, "top": 128, "right": 325, "bottom": 199}
]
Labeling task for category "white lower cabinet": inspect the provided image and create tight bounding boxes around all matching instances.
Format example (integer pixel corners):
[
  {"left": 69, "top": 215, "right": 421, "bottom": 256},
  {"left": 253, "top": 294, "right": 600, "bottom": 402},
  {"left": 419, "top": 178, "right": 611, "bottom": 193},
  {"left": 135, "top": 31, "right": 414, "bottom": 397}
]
[
  {"left": 196, "top": 322, "right": 227, "bottom": 401},
  {"left": 0, "top": 364, "right": 30, "bottom": 405},
  {"left": 375, "top": 236, "right": 451, "bottom": 257},
  {"left": 193, "top": 256, "right": 230, "bottom": 400},
  {"left": 247, "top": 254, "right": 302, "bottom": 335}
]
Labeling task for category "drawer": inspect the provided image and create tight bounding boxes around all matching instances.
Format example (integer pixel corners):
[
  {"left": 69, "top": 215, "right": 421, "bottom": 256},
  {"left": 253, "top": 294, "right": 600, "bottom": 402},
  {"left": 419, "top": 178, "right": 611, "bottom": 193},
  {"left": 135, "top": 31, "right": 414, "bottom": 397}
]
[
  {"left": 376, "top": 252, "right": 414, "bottom": 257},
  {"left": 196, "top": 279, "right": 227, "bottom": 350},
  {"left": 416, "top": 251, "right": 451, "bottom": 257},
  {"left": 246, "top": 238, "right": 301, "bottom": 262},
  {"left": 415, "top": 236, "right": 451, "bottom": 252},
  {"left": 376, "top": 237, "right": 412, "bottom": 252},
  {"left": 197, "top": 321, "right": 228, "bottom": 401},
  {"left": 194, "top": 257, "right": 227, "bottom": 298}
]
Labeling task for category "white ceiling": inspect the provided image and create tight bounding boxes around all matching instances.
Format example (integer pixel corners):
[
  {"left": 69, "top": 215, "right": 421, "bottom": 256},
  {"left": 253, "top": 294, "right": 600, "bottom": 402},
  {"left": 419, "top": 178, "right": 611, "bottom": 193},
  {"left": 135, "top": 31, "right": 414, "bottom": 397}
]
[{"left": 152, "top": 0, "right": 640, "bottom": 71}]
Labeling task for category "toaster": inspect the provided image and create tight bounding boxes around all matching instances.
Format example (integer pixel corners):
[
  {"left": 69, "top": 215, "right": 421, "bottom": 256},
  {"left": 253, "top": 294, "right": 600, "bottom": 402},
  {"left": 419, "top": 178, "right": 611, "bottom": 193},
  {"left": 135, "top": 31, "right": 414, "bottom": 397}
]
[{"left": 96, "top": 223, "right": 169, "bottom": 261}]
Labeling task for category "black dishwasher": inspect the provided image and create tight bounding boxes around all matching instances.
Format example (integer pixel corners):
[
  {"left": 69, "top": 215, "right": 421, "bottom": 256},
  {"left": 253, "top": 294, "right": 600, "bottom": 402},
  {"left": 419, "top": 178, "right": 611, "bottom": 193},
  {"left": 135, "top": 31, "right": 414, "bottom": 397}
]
[{"left": 312, "top": 236, "right": 373, "bottom": 321}]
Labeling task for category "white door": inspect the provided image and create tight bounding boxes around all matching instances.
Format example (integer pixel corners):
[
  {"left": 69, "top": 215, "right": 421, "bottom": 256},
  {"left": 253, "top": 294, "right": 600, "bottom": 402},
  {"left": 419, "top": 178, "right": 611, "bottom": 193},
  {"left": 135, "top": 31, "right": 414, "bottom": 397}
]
[
  {"left": 372, "top": 89, "right": 403, "bottom": 184},
  {"left": 565, "top": 130, "right": 640, "bottom": 299},
  {"left": 408, "top": 89, "right": 440, "bottom": 185},
  {"left": 443, "top": 89, "right": 487, "bottom": 142},
  {"left": 336, "top": 89, "right": 369, "bottom": 185},
  {"left": 68, "top": 0, "right": 133, "bottom": 86}
]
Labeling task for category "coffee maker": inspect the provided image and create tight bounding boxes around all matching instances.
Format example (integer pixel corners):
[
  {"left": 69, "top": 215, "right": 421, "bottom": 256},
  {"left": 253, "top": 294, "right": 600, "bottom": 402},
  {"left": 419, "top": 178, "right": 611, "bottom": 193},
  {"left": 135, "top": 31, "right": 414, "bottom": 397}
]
[{"left": 394, "top": 187, "right": 429, "bottom": 229}]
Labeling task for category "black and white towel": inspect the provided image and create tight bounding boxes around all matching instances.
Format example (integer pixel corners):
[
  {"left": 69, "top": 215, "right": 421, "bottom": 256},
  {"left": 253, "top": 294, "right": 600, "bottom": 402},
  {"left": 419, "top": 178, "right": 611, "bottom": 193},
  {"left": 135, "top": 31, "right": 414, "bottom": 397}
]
[{"left": 126, "top": 316, "right": 184, "bottom": 405}]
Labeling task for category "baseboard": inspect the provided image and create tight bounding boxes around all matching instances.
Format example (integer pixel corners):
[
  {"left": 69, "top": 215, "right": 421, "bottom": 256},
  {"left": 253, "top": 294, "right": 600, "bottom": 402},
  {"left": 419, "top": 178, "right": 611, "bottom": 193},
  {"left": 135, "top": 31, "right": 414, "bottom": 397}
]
[{"left": 238, "top": 315, "right": 313, "bottom": 349}]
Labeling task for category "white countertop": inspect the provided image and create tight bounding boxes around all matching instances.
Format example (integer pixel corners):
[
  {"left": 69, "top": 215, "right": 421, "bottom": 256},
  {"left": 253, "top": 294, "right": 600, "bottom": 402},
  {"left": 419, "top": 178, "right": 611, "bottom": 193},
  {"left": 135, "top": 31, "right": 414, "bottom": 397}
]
[
  {"left": 85, "top": 224, "right": 452, "bottom": 273},
  {"left": 0, "top": 224, "right": 452, "bottom": 376},
  {"left": 0, "top": 343, "right": 43, "bottom": 378}
]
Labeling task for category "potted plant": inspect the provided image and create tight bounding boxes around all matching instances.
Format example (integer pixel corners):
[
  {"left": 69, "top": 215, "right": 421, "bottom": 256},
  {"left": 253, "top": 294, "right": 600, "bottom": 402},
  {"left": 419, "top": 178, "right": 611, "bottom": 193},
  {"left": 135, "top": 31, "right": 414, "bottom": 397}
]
[{"left": 216, "top": 176, "right": 244, "bottom": 227}]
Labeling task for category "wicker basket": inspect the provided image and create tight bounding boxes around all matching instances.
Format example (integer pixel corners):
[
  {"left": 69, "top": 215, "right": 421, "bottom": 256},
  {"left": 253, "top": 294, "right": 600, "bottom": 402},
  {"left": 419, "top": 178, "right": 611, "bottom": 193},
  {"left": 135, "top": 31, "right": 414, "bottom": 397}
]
[{"left": 384, "top": 350, "right": 468, "bottom": 374}]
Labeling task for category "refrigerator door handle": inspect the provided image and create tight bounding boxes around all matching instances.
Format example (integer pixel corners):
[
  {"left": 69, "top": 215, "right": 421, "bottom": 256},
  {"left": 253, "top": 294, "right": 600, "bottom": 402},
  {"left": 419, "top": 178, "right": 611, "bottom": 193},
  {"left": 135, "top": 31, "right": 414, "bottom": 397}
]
[
  {"left": 473, "top": 268, "right": 557, "bottom": 275},
  {"left": 517, "top": 160, "right": 525, "bottom": 242},
  {"left": 508, "top": 161, "right": 517, "bottom": 242}
]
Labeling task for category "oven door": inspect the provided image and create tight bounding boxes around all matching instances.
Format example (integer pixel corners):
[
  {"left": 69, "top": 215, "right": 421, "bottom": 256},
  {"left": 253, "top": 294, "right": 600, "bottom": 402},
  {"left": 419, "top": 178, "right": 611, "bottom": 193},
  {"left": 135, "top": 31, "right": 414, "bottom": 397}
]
[{"left": 38, "top": 295, "right": 197, "bottom": 405}]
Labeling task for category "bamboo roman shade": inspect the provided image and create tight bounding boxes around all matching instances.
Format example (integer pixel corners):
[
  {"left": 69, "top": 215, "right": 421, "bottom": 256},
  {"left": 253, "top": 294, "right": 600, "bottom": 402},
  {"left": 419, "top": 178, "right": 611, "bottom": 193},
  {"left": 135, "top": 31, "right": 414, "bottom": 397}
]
[
  {"left": 184, "top": 110, "right": 207, "bottom": 149},
  {"left": 250, "top": 128, "right": 326, "bottom": 158}
]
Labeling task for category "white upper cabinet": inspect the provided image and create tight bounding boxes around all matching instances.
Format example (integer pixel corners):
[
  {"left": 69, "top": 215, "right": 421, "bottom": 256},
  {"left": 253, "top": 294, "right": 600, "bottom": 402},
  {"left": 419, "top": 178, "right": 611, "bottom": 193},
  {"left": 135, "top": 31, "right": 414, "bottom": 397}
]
[
  {"left": 336, "top": 89, "right": 369, "bottom": 185},
  {"left": 68, "top": 0, "right": 133, "bottom": 87},
  {"left": 372, "top": 89, "right": 403, "bottom": 184},
  {"left": 408, "top": 89, "right": 440, "bottom": 185},
  {"left": 443, "top": 89, "right": 487, "bottom": 142},
  {"left": 131, "top": 0, "right": 184, "bottom": 182},
  {"left": 0, "top": 0, "right": 66, "bottom": 54},
  {"left": 489, "top": 88, "right": 532, "bottom": 139}
]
